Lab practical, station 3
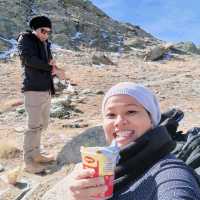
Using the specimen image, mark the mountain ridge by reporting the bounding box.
[0,0,158,53]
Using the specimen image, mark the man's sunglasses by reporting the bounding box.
[40,28,52,35]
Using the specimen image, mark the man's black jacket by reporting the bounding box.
[17,31,55,94]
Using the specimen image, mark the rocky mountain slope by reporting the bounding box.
[0,0,159,53]
[1,0,200,60]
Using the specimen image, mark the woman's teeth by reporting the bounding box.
[116,131,134,137]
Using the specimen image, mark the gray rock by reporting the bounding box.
[53,76,68,92]
[50,106,70,119]
[16,106,25,114]
[51,96,72,108]
[174,42,200,54]
[144,44,172,61]
[62,123,88,128]
[50,96,82,119]
[124,38,146,49]
[56,126,106,166]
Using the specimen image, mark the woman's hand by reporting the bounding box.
[66,163,107,200]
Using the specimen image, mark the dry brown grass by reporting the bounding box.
[0,140,21,159]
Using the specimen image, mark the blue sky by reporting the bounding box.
[91,0,200,45]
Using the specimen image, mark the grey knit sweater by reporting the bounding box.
[110,154,200,200]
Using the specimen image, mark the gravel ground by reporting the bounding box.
[0,51,199,199]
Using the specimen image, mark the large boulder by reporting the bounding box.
[144,44,173,61]
[56,126,106,166]
[42,126,106,200]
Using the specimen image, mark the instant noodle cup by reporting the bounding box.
[80,141,120,199]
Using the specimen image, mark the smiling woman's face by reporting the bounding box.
[103,94,153,148]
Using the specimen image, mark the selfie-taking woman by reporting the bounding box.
[44,82,200,200]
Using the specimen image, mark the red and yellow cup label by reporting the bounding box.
[81,147,115,198]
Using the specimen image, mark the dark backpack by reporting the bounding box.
[160,108,200,185]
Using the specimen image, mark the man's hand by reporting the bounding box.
[49,59,66,80]
[51,65,57,76]
[52,67,66,80]
[49,59,57,76]
[49,59,56,66]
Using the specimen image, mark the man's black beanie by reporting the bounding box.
[29,16,52,30]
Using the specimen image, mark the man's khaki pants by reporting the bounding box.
[24,91,51,164]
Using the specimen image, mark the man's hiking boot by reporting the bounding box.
[24,162,47,174]
[33,153,55,163]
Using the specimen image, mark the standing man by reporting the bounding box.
[18,16,57,173]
